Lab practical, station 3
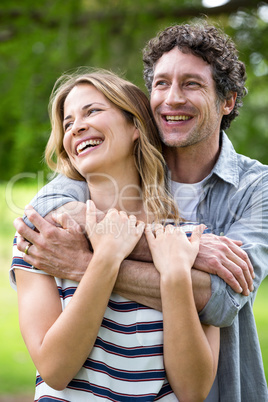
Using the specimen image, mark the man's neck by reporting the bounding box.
[164,139,220,184]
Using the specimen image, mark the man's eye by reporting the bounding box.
[186,81,200,87]
[154,80,168,87]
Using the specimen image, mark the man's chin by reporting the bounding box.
[161,136,189,148]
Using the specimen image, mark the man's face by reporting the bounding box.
[150,47,225,149]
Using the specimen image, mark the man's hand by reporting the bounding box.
[14,205,91,282]
[194,233,255,296]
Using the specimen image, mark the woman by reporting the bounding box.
[12,69,219,401]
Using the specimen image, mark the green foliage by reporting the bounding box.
[253,278,268,381]
[0,182,39,395]
[0,0,268,181]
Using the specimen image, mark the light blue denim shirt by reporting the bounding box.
[24,132,268,401]
[195,132,268,401]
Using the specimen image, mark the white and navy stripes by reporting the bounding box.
[10,222,206,402]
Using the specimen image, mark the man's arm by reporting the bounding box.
[16,203,252,314]
[14,173,256,316]
[23,174,89,229]
[15,208,212,312]
[199,173,268,327]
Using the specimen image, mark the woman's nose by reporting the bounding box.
[71,120,88,136]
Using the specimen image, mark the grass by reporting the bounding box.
[253,278,268,379]
[0,181,267,396]
[0,181,38,396]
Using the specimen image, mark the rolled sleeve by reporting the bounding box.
[199,274,241,327]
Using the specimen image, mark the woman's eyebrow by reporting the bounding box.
[63,102,105,121]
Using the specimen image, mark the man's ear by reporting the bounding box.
[222,92,237,115]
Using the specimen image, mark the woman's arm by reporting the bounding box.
[16,204,253,298]
[15,251,121,390]
[15,202,144,390]
[145,224,219,401]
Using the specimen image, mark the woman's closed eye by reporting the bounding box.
[64,121,73,132]
[85,107,103,116]
[63,108,103,132]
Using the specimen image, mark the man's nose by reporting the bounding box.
[165,83,186,106]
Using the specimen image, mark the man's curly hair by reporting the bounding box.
[143,21,247,131]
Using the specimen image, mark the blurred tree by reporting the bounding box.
[0,0,267,181]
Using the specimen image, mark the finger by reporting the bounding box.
[232,247,255,280]
[107,208,119,215]
[190,224,206,244]
[13,217,40,245]
[219,236,254,279]
[154,223,164,236]
[220,243,254,289]
[215,263,250,295]
[221,259,253,295]
[15,235,36,265]
[105,208,120,224]
[24,205,54,233]
[229,239,243,246]
[136,220,145,236]
[24,242,32,255]
[52,212,81,233]
[219,236,243,246]
[16,234,30,253]
[128,215,137,226]
[145,224,155,241]
[211,233,253,293]
[119,210,128,221]
[86,200,97,236]
[165,224,175,233]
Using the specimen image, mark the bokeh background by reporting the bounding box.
[0,0,267,400]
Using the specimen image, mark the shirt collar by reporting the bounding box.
[207,131,239,188]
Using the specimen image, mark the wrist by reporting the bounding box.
[160,267,192,289]
[191,269,211,312]
[91,250,122,273]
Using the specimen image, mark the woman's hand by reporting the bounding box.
[145,223,205,277]
[86,200,145,264]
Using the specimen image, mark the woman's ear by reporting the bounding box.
[132,118,140,141]
[222,92,237,115]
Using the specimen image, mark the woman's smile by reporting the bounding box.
[63,84,139,178]
[75,137,104,156]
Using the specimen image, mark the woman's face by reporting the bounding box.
[62,84,139,179]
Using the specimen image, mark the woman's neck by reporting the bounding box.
[85,171,146,220]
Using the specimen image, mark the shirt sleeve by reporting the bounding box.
[10,233,49,291]
[23,174,89,228]
[199,172,268,327]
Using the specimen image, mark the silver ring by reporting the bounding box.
[24,243,32,255]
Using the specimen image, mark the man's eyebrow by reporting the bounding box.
[63,102,105,121]
[153,72,207,81]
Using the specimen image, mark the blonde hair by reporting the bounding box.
[45,68,179,223]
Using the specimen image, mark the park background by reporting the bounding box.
[0,0,267,400]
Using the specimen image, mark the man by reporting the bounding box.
[13,22,268,401]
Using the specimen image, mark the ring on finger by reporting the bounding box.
[24,243,32,255]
